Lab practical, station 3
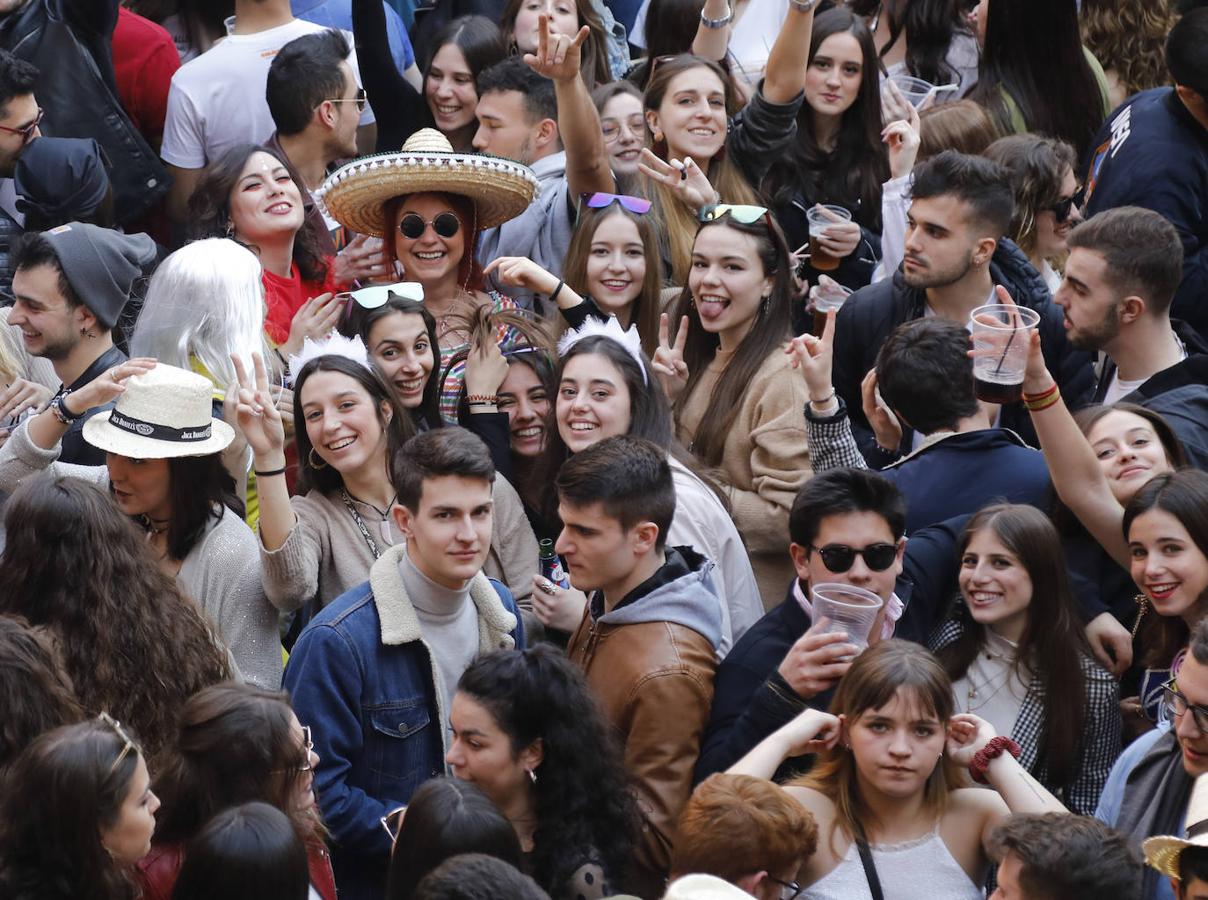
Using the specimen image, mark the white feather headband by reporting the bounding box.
[288,333,372,385]
[556,315,648,385]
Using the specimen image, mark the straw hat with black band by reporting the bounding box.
[317,129,539,237]
[1145,773,1208,879]
[81,364,235,459]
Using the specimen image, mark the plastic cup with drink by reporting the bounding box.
[811,583,884,659]
[808,276,852,335]
[805,205,853,273]
[969,303,1041,404]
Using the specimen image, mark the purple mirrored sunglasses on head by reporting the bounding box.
[581,192,653,215]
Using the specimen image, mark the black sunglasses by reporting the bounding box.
[399,211,460,240]
[809,542,898,573]
[1048,195,1077,224]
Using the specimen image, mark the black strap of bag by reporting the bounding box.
[855,837,885,900]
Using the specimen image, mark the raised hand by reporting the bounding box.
[523,14,589,84]
[282,292,343,357]
[464,338,509,400]
[880,78,913,127]
[651,312,690,400]
[776,618,857,700]
[786,307,837,402]
[483,256,560,296]
[945,712,997,767]
[231,352,286,461]
[860,369,902,451]
[637,150,717,213]
[882,103,921,180]
[775,707,843,758]
[70,358,158,412]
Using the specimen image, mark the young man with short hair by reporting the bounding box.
[285,427,525,900]
[559,435,720,897]
[695,468,962,780]
[670,772,818,900]
[988,813,1142,900]
[832,150,1093,466]
[1056,207,1208,468]
[1099,619,1208,900]
[7,224,156,465]
[0,49,38,296]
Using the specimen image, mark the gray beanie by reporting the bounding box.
[41,222,157,329]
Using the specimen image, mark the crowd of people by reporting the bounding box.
[3,0,1208,898]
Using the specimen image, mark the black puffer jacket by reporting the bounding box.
[831,237,1096,467]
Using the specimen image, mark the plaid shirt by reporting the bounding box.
[802,396,868,472]
[932,620,1122,815]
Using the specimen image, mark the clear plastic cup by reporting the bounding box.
[969,303,1041,404]
[886,73,959,108]
[811,583,885,653]
[809,278,852,334]
[806,205,853,273]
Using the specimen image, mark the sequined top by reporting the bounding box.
[803,827,984,900]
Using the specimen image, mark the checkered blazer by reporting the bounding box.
[932,620,1122,815]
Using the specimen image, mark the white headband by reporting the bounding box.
[556,316,648,385]
[288,333,372,385]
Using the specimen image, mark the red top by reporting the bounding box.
[262,260,340,346]
[137,837,337,900]
[110,8,180,145]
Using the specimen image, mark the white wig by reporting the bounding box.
[130,238,270,390]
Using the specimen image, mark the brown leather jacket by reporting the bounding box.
[566,548,721,899]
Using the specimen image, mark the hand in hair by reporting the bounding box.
[0,377,53,422]
[1085,612,1133,677]
[860,370,902,452]
[523,14,590,85]
[465,339,509,401]
[882,105,921,181]
[637,150,718,214]
[281,292,342,358]
[776,619,857,700]
[786,309,837,405]
[231,353,287,463]
[728,707,842,778]
[652,313,690,401]
[944,713,997,767]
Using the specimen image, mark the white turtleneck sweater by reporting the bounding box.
[399,549,481,728]
[951,628,1031,742]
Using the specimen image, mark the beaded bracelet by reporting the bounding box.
[466,394,498,405]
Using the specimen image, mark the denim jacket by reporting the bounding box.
[284,544,525,900]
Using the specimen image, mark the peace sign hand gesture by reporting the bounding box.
[231,352,286,463]
[523,14,590,84]
[637,150,717,213]
[651,313,690,401]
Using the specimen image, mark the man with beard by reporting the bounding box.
[831,150,1094,467]
[1058,207,1208,469]
[6,224,156,464]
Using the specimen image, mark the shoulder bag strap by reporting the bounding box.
[855,837,886,900]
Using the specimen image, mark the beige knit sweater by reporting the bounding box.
[676,343,812,609]
[259,473,538,614]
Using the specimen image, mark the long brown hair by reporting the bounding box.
[791,640,964,850]
[153,683,321,847]
[561,204,663,355]
[935,504,1090,788]
[0,476,231,766]
[0,614,83,772]
[642,55,760,284]
[499,0,611,86]
[670,213,793,466]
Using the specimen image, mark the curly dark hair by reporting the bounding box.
[0,719,147,900]
[187,142,329,284]
[0,476,231,766]
[456,646,639,895]
[0,614,83,772]
[152,683,320,847]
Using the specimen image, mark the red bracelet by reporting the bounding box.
[968,735,1021,784]
[1021,383,1058,404]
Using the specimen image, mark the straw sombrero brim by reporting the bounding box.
[318,149,539,236]
[82,411,235,459]
[1143,834,1208,878]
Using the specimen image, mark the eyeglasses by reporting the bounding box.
[98,712,137,777]
[767,875,804,899]
[580,192,652,215]
[325,87,368,113]
[601,114,646,143]
[1161,679,1208,734]
[398,211,461,240]
[0,106,43,144]
[699,204,769,225]
[380,805,407,844]
[1047,194,1077,224]
[274,725,316,773]
[808,543,898,573]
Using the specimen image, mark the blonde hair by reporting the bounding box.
[790,640,966,853]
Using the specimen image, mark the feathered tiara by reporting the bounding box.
[288,333,372,385]
[556,315,648,385]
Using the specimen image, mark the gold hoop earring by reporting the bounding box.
[309,447,328,470]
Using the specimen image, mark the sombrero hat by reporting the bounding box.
[1145,773,1208,877]
[317,129,539,236]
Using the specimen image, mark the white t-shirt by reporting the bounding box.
[1103,371,1148,405]
[161,17,373,170]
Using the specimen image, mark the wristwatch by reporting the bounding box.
[699,4,733,28]
[50,390,80,425]
[789,0,818,12]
